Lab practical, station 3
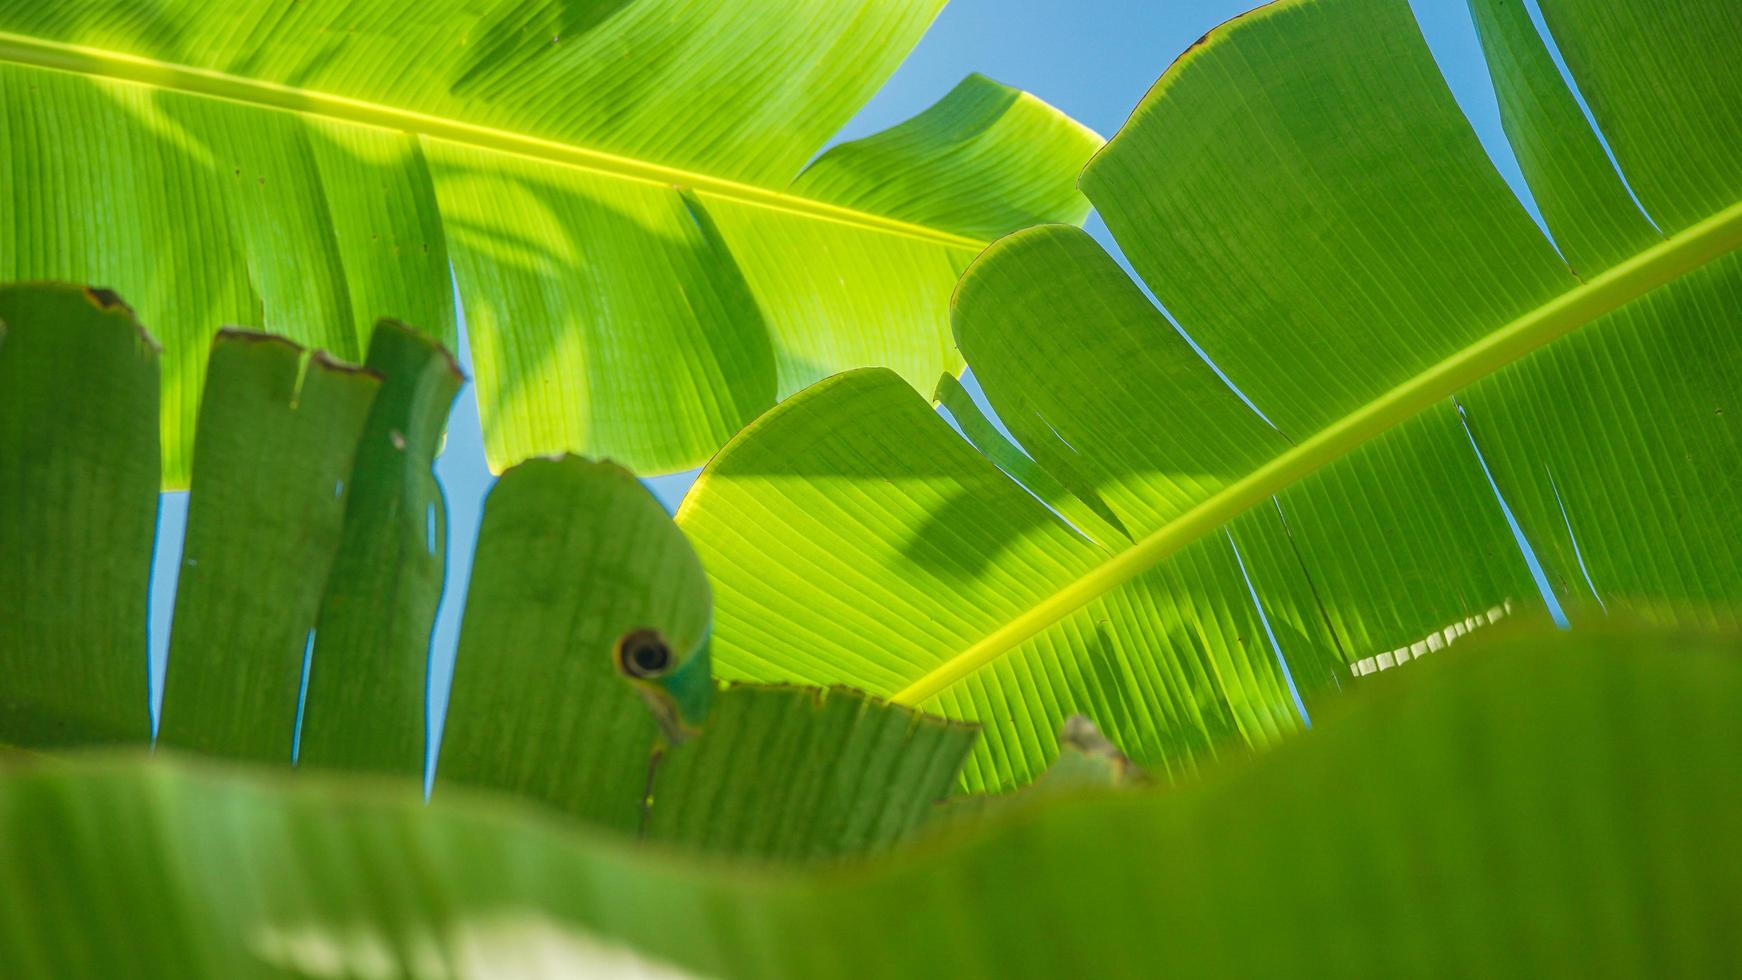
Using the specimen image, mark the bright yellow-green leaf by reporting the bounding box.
[678,0,1742,789]
[0,2,1100,484]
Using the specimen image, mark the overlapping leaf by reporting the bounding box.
[677,0,1742,789]
[0,1,1101,483]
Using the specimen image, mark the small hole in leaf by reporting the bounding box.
[616,628,671,679]
[333,479,344,498]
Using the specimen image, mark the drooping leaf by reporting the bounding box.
[156,330,381,761]
[0,283,158,747]
[678,0,1742,789]
[0,2,1100,483]
[4,625,1740,977]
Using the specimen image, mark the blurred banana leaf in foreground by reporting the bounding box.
[3,624,1739,977]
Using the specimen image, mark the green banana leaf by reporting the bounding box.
[297,322,465,774]
[3,624,1739,977]
[0,282,974,861]
[676,0,1742,790]
[0,1,1101,484]
[157,329,382,759]
[0,284,157,747]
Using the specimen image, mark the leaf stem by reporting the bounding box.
[0,31,987,251]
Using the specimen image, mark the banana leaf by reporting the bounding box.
[675,0,1742,789]
[2,624,1737,977]
[0,282,974,861]
[0,1,1101,483]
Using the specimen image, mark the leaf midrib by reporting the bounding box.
[891,197,1742,705]
[0,31,987,252]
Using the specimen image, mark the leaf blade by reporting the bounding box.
[435,456,709,831]
[0,283,158,746]
[7,625,1742,976]
[0,2,1101,479]
[681,0,1742,785]
[297,322,463,776]
[156,331,380,761]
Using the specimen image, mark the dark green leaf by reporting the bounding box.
[0,283,158,746]
[156,331,379,761]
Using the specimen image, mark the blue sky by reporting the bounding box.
[148,0,1570,760]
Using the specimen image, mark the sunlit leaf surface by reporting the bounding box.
[678,0,1742,789]
[0,2,1100,481]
